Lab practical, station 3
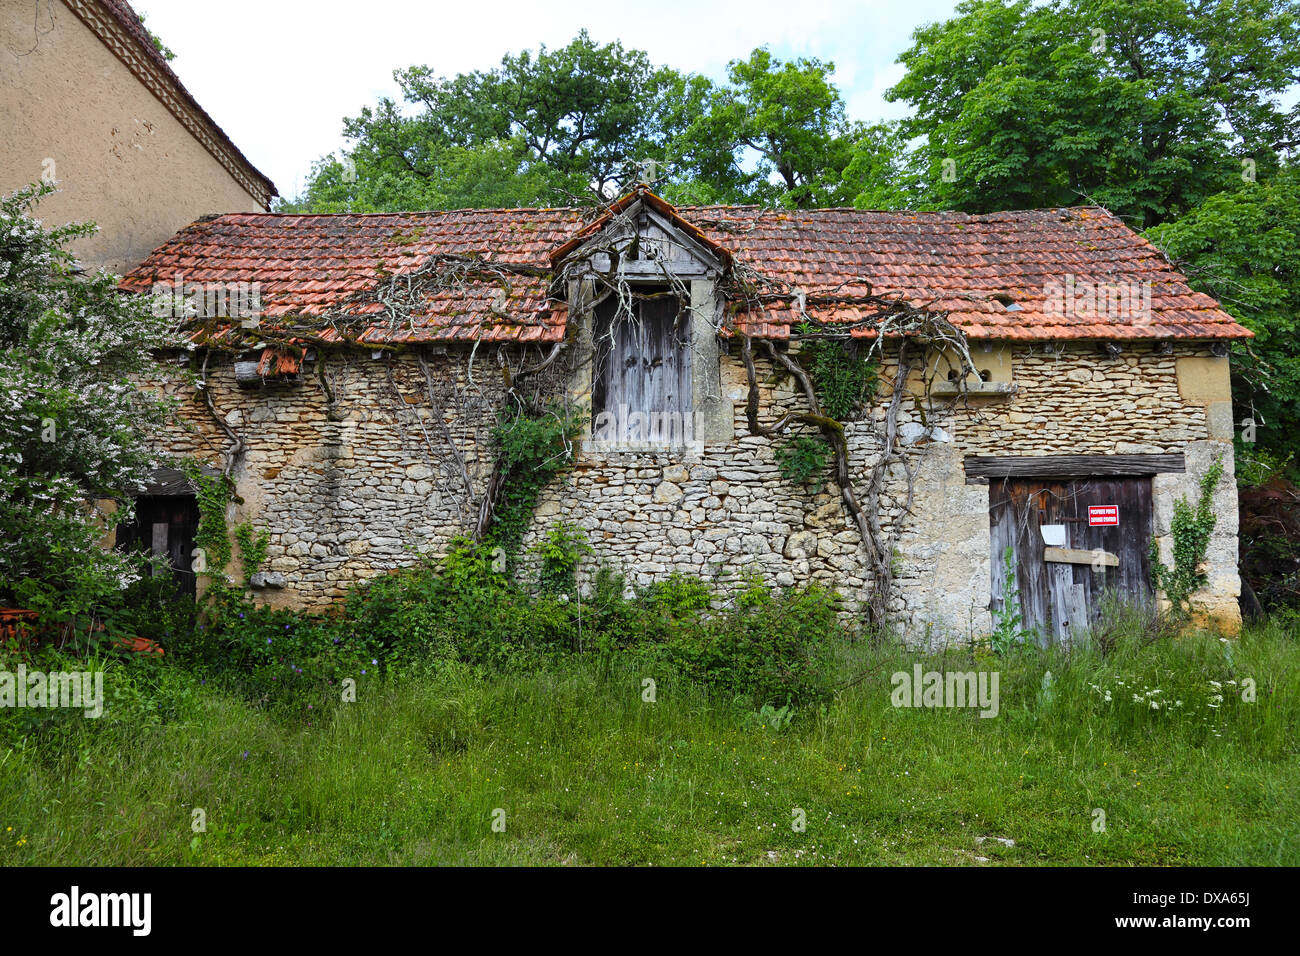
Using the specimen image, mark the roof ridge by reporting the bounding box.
[179,203,1124,221]
[221,207,584,218]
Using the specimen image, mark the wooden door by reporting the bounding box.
[989,478,1153,644]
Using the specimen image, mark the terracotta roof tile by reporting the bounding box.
[121,195,1252,345]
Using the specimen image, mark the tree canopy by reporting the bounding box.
[277,9,1300,475]
[1148,168,1300,462]
[277,34,869,212]
[283,5,1299,222]
[659,48,866,207]
[281,31,680,211]
[885,0,1300,227]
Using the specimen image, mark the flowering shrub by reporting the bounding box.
[0,182,177,610]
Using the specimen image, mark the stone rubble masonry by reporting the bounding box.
[140,340,1240,644]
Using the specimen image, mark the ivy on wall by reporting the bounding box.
[1151,456,1226,616]
[775,435,831,492]
[774,333,879,494]
[234,523,271,585]
[796,332,879,422]
[182,460,233,577]
[181,459,269,590]
[483,404,587,564]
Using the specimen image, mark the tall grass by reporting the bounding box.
[2,615,1297,866]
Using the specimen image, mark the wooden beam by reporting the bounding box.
[1044,547,1118,567]
[965,453,1185,482]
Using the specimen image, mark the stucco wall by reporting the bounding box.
[140,339,1241,642]
[1,0,265,274]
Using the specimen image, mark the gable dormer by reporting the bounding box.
[553,189,734,449]
[550,188,731,281]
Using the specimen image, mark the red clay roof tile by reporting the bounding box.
[120,194,1252,345]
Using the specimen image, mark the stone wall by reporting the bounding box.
[142,337,1241,640]
[525,339,1240,640]
[142,350,511,604]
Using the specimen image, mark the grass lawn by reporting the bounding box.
[2,617,1297,866]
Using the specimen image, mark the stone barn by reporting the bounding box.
[118,187,1251,643]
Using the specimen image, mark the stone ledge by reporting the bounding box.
[930,381,1016,397]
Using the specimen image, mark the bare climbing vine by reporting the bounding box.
[197,350,246,478]
[726,262,980,626]
[182,187,991,626]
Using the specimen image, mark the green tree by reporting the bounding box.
[284,37,890,213]
[888,0,1300,226]
[278,141,564,214]
[666,48,864,208]
[0,183,175,603]
[1146,168,1300,462]
[843,120,930,210]
[280,31,681,211]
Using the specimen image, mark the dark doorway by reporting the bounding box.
[989,477,1154,644]
[117,494,200,597]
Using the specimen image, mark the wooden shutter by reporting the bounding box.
[593,292,691,424]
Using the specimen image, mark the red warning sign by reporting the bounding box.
[1088,505,1119,527]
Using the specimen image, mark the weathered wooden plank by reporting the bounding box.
[991,479,1059,643]
[1047,561,1075,644]
[964,454,1185,482]
[617,259,711,277]
[1044,546,1119,567]
[151,522,169,562]
[930,381,1015,397]
[1066,583,1089,644]
[988,484,1015,620]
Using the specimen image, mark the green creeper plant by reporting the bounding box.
[1151,457,1226,616]
[181,460,233,581]
[797,334,879,421]
[775,435,831,493]
[991,545,1028,655]
[531,523,592,596]
[234,522,270,585]
[484,403,586,564]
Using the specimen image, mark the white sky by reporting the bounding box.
[134,0,963,198]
